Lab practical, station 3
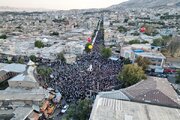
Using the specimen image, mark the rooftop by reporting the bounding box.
[9,66,37,82]
[11,107,33,120]
[122,77,180,108]
[90,96,180,120]
[135,52,166,59]
[0,63,26,73]
[0,87,48,101]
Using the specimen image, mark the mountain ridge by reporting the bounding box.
[109,0,180,9]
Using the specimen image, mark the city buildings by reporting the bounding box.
[0,61,49,120]
[121,44,166,72]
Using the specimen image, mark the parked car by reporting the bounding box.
[61,104,69,113]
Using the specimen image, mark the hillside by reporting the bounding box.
[109,0,180,9]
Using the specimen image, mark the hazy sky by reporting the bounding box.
[0,0,128,10]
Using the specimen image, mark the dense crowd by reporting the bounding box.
[37,22,124,103]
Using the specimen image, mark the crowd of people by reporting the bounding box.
[37,22,124,103]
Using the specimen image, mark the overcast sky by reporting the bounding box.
[0,0,128,10]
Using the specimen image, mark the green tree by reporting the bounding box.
[37,66,52,83]
[18,57,24,64]
[34,40,44,48]
[7,60,12,64]
[176,70,180,84]
[50,31,59,36]
[135,56,151,71]
[128,39,141,45]
[63,99,92,120]
[131,31,140,36]
[166,36,179,57]
[30,55,36,62]
[124,58,132,64]
[141,41,149,44]
[128,40,149,45]
[143,25,157,36]
[152,38,163,46]
[37,66,52,77]
[85,43,92,53]
[152,35,172,47]
[118,26,127,33]
[118,64,146,87]
[0,34,7,39]
[100,47,112,59]
[57,52,66,62]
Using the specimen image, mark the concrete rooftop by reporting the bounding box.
[90,96,180,120]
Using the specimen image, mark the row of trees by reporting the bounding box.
[29,52,66,64]
[128,39,149,45]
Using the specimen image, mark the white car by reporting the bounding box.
[61,104,69,113]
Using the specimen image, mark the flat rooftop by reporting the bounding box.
[9,66,37,82]
[11,107,33,120]
[0,87,48,101]
[0,63,26,73]
[90,96,180,120]
[0,107,33,120]
[135,52,166,59]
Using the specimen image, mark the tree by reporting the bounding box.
[118,26,127,33]
[57,52,66,62]
[63,99,92,120]
[131,31,140,36]
[167,36,180,57]
[34,40,44,48]
[124,58,132,64]
[85,43,92,53]
[128,39,141,45]
[176,70,180,84]
[152,38,163,46]
[0,34,7,39]
[152,35,172,47]
[143,25,157,36]
[118,64,146,87]
[18,57,24,64]
[128,39,149,45]
[30,55,36,62]
[135,56,151,71]
[141,41,149,44]
[100,47,112,59]
[36,66,52,83]
[50,31,59,36]
[128,22,136,26]
[37,66,52,77]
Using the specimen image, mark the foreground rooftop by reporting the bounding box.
[122,77,180,108]
[90,96,180,120]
